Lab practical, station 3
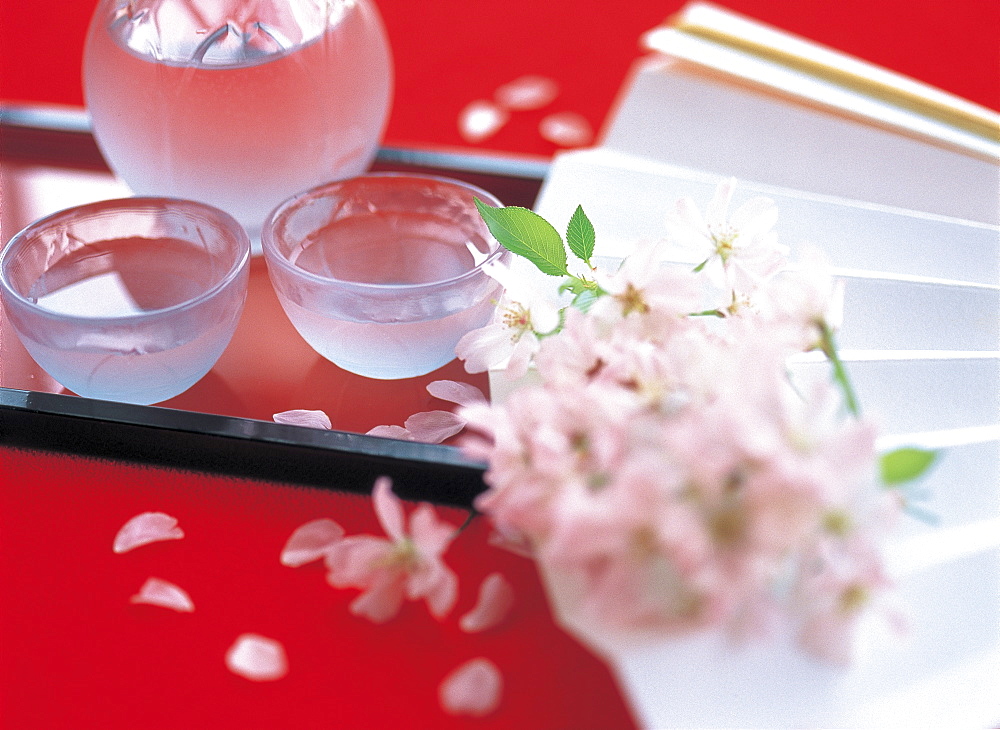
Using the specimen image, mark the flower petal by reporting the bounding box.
[455,324,515,374]
[349,571,407,623]
[458,100,509,143]
[372,477,406,542]
[280,518,345,567]
[366,425,414,440]
[494,75,559,110]
[460,573,515,632]
[504,332,539,379]
[539,111,594,147]
[439,658,503,717]
[730,196,778,238]
[113,512,184,554]
[408,503,458,556]
[706,176,736,222]
[324,536,394,587]
[407,561,459,619]
[403,410,467,444]
[426,380,488,407]
[225,634,288,682]
[272,409,332,430]
[130,577,195,613]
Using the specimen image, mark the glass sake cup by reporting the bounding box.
[0,198,250,405]
[262,174,510,380]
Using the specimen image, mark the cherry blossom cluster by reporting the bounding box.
[457,179,902,665]
[281,478,513,715]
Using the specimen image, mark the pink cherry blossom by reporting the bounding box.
[794,538,893,665]
[439,658,503,717]
[323,477,459,623]
[460,573,515,633]
[757,248,845,351]
[225,634,288,682]
[129,577,195,613]
[455,261,560,379]
[113,512,184,553]
[664,177,787,294]
[280,518,345,567]
[272,409,332,430]
[589,239,703,328]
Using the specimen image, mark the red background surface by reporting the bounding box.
[1,0,998,154]
[1,1,998,728]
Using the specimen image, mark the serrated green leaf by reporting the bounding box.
[567,205,596,265]
[880,447,938,486]
[475,199,568,276]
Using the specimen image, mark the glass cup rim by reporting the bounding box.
[261,172,509,294]
[0,196,251,323]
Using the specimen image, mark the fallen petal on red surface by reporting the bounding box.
[280,518,346,567]
[460,572,515,633]
[539,111,594,147]
[439,658,503,717]
[113,512,184,554]
[129,577,195,613]
[494,75,559,110]
[225,634,288,682]
[458,100,509,143]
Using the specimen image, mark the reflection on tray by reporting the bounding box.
[0,116,537,440]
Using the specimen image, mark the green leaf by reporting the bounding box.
[572,289,601,313]
[559,277,589,295]
[880,447,938,486]
[475,199,568,276]
[566,205,596,265]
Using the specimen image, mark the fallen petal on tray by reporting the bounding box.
[273,409,332,430]
[426,380,488,407]
[366,424,415,440]
[403,410,467,444]
[113,512,184,553]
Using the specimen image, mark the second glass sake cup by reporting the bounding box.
[0,198,250,405]
[262,174,510,380]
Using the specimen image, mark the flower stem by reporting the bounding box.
[819,322,859,417]
[455,509,478,536]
